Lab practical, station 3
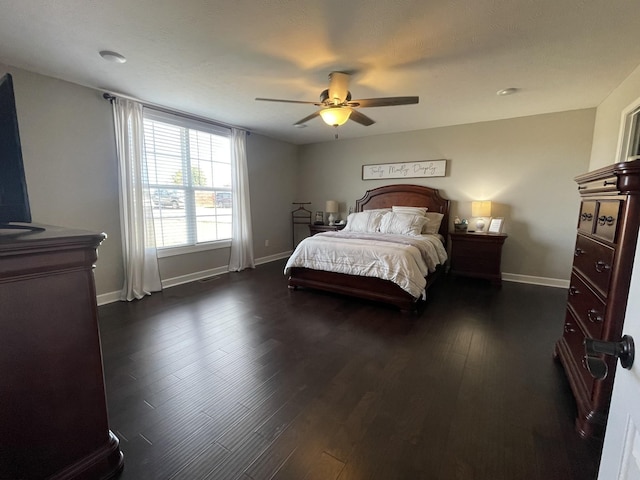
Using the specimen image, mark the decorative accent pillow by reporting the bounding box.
[423,212,445,234]
[392,206,428,217]
[379,212,429,236]
[392,205,442,234]
[364,208,392,214]
[343,210,385,233]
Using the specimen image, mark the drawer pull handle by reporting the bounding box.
[587,309,603,323]
[595,261,611,273]
[603,180,616,186]
[598,215,615,226]
[564,323,576,333]
[574,247,585,256]
[569,286,579,296]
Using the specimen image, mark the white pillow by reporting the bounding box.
[379,212,428,236]
[364,207,392,214]
[343,210,385,233]
[423,212,445,234]
[392,205,442,233]
[392,206,428,217]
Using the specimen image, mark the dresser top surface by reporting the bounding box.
[0,224,105,250]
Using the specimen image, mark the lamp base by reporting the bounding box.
[328,213,336,226]
[476,218,486,232]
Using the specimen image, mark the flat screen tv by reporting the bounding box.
[0,73,33,227]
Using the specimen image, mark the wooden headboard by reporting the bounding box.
[355,184,451,239]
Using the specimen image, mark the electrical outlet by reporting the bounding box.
[264,239,269,247]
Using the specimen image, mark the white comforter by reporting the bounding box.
[284,231,448,298]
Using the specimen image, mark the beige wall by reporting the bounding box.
[8,67,123,295]
[247,133,299,257]
[4,65,297,297]
[590,63,640,170]
[298,109,595,281]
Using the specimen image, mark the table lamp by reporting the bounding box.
[472,201,492,232]
[326,200,338,225]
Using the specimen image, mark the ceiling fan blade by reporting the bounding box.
[348,109,375,126]
[348,96,419,108]
[294,111,321,126]
[256,97,320,105]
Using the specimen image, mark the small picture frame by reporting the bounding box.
[488,217,504,234]
[314,211,324,225]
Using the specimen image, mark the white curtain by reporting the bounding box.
[228,128,255,271]
[112,98,162,300]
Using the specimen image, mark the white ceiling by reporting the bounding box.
[1,1,639,145]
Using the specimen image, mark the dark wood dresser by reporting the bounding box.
[0,225,123,479]
[555,159,640,439]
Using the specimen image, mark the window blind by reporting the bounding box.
[143,108,232,250]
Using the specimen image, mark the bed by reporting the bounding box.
[285,184,451,313]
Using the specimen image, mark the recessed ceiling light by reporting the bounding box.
[99,50,127,63]
[496,87,518,96]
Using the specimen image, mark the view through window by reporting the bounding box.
[143,110,232,250]
[626,106,640,161]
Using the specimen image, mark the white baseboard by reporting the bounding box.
[96,291,122,306]
[502,272,569,289]
[254,250,293,266]
[97,259,567,306]
[96,250,293,306]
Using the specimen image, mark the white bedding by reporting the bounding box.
[284,231,448,298]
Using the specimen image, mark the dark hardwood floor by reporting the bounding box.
[98,260,602,480]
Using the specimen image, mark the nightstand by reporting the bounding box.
[449,232,508,285]
[308,224,345,236]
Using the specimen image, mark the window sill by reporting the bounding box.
[157,240,231,258]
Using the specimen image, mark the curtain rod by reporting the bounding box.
[102,91,248,133]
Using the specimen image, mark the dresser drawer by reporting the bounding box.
[567,273,605,339]
[593,200,621,243]
[562,310,595,395]
[578,200,596,234]
[573,235,614,297]
[577,176,618,194]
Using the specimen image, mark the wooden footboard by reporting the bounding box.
[287,265,445,313]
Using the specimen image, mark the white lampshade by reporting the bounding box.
[319,107,351,126]
[325,200,338,213]
[472,200,492,232]
[472,201,492,217]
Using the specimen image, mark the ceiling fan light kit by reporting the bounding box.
[319,107,351,126]
[255,71,419,131]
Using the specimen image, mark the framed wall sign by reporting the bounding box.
[362,159,447,180]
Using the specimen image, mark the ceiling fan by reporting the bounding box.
[255,71,419,128]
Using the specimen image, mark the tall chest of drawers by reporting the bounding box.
[555,159,640,439]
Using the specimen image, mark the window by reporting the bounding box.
[143,109,232,254]
[619,105,640,162]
